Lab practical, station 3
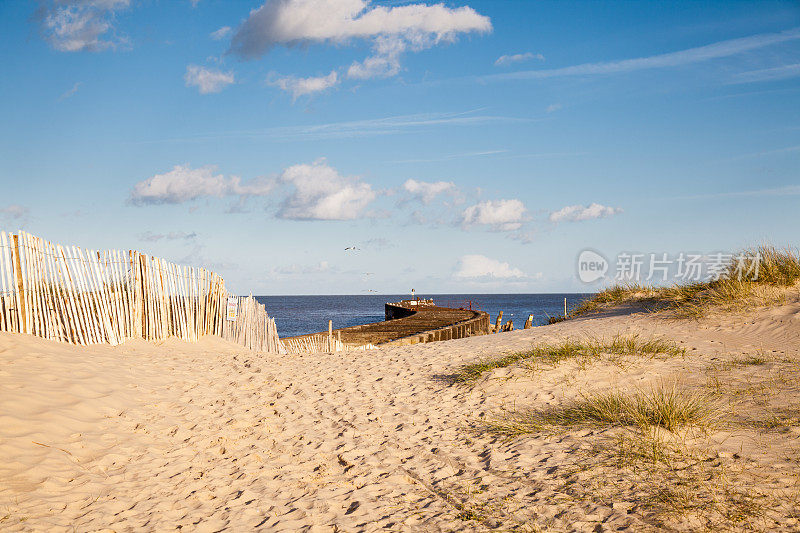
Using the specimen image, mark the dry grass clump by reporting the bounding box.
[606,335,684,357]
[731,353,770,366]
[755,245,800,284]
[452,335,684,385]
[569,245,800,319]
[482,389,784,528]
[486,385,715,435]
[590,428,795,529]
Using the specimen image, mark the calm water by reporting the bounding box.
[256,293,595,338]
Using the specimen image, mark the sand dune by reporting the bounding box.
[1,297,799,531]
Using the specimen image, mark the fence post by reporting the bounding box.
[494,310,503,334]
[524,314,533,329]
[135,252,145,339]
[12,234,26,334]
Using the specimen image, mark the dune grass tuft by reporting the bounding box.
[453,335,684,385]
[730,353,770,367]
[568,245,800,319]
[605,335,685,357]
[486,385,715,435]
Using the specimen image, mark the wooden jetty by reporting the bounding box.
[283,299,490,351]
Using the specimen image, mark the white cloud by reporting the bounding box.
[184,65,235,94]
[230,0,490,56]
[361,237,393,250]
[210,26,232,40]
[267,70,339,100]
[154,110,524,143]
[38,0,130,52]
[347,34,406,79]
[130,161,375,219]
[129,164,274,205]
[545,103,562,113]
[549,203,622,222]
[462,199,526,231]
[730,144,800,160]
[679,183,800,200]
[391,149,508,164]
[455,254,526,279]
[139,231,197,242]
[403,178,456,203]
[229,0,491,80]
[730,63,800,84]
[485,27,800,82]
[278,160,376,220]
[0,204,30,223]
[494,52,543,66]
[59,82,82,100]
[273,260,332,275]
[283,110,522,139]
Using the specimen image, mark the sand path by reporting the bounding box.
[1,300,799,531]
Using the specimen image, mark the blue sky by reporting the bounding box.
[1,0,799,295]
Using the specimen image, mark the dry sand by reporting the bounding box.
[2,297,800,531]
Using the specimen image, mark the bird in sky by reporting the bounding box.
[344,246,359,251]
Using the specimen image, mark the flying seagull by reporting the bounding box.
[345,246,359,251]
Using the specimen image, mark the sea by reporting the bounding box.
[255,293,595,338]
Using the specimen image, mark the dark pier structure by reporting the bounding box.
[284,299,491,348]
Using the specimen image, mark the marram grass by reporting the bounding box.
[486,385,716,436]
[453,335,684,385]
[569,245,800,319]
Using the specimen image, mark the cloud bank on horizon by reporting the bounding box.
[455,254,533,280]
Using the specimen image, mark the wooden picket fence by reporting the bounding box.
[282,333,376,354]
[282,334,344,354]
[225,294,283,353]
[0,230,284,353]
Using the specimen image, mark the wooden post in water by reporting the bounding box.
[494,310,503,334]
[524,314,533,329]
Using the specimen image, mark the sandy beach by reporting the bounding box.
[2,294,800,531]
